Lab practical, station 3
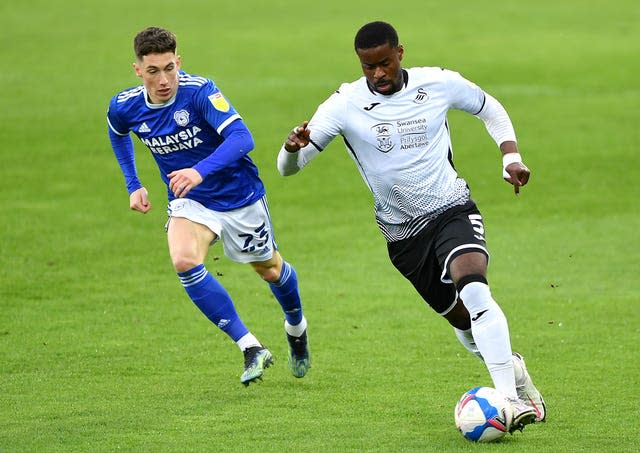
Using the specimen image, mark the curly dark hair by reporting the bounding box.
[134,27,177,60]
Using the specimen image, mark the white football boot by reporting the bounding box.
[506,397,537,433]
[512,352,547,422]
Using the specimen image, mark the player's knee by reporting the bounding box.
[443,300,471,330]
[255,265,280,283]
[251,252,283,283]
[455,274,488,293]
[171,255,201,273]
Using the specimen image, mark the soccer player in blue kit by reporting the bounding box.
[107,27,310,386]
[278,21,546,432]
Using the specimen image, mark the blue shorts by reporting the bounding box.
[166,196,277,264]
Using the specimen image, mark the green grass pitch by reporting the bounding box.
[1,0,639,451]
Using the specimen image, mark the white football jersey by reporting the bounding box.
[289,67,501,242]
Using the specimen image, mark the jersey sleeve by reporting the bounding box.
[306,88,346,151]
[106,96,142,194]
[474,93,517,146]
[192,119,255,177]
[107,127,142,194]
[277,88,345,175]
[443,70,516,146]
[443,69,486,115]
[193,80,242,135]
[106,95,130,136]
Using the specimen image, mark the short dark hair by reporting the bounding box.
[134,27,177,60]
[354,21,399,51]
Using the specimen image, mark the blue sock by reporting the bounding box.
[178,264,248,342]
[269,261,303,326]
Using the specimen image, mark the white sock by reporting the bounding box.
[237,333,261,351]
[459,281,517,399]
[454,327,483,360]
[285,316,307,337]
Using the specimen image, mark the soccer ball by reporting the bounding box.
[454,386,512,442]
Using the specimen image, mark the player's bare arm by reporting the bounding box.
[167,168,203,198]
[284,121,311,152]
[129,187,152,213]
[500,141,530,195]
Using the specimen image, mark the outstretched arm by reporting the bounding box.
[277,121,322,176]
[277,91,345,176]
[475,94,531,195]
[500,141,530,195]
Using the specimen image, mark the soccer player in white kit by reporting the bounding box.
[277,21,545,432]
[107,27,310,386]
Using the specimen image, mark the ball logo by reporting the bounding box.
[454,387,510,443]
[173,110,190,127]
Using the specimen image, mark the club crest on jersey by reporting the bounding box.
[208,92,230,112]
[372,123,395,153]
[173,110,190,127]
[413,88,429,104]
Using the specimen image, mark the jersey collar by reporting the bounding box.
[143,86,178,109]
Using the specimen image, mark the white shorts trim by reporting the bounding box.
[167,197,276,264]
[438,295,459,316]
[440,244,490,284]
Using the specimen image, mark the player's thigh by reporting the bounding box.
[435,201,489,283]
[387,231,457,314]
[165,198,218,268]
[167,216,216,265]
[449,252,488,284]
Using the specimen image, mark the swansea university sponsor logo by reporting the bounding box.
[372,118,430,153]
[397,118,429,150]
[372,123,394,153]
[141,126,204,155]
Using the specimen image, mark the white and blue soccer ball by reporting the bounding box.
[454,386,512,442]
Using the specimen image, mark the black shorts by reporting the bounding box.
[387,200,489,315]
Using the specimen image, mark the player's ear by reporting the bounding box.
[133,62,142,77]
[176,55,181,69]
[397,44,404,61]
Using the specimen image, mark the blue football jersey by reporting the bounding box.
[107,72,265,211]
